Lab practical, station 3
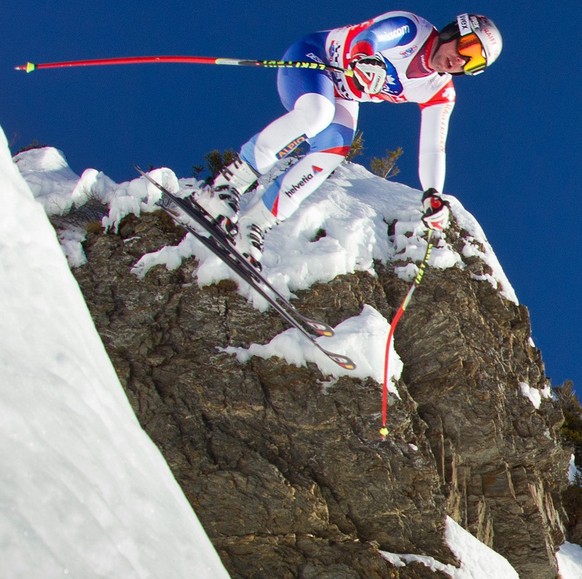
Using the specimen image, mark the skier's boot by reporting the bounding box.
[421,188,450,231]
[235,200,278,271]
[196,156,258,237]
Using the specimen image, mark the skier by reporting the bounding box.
[196,12,503,269]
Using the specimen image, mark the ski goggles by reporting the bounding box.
[457,32,487,75]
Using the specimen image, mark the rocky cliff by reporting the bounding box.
[38,157,574,578]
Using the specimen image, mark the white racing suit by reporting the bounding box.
[239,11,456,221]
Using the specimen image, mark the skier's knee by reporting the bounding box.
[294,93,336,135]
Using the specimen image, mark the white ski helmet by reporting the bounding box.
[439,13,503,75]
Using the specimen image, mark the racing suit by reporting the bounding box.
[239,11,456,220]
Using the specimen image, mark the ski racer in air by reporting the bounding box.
[196,11,503,270]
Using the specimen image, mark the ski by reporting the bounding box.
[137,167,332,337]
[135,167,356,371]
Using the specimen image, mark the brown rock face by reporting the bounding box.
[396,265,568,578]
[69,211,570,578]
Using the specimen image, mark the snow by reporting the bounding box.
[445,517,519,578]
[223,304,403,390]
[6,138,582,577]
[383,517,582,578]
[1,129,229,577]
[381,517,519,577]
[557,543,582,578]
[569,454,582,484]
[519,381,552,409]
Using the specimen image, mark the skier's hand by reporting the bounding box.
[349,55,387,95]
[421,188,451,231]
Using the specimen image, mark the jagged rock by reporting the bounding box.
[395,261,569,578]
[70,211,571,578]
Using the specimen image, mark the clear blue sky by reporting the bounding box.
[2,1,580,394]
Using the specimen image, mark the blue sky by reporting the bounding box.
[2,1,580,393]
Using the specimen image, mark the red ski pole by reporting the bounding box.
[15,55,352,76]
[380,230,434,440]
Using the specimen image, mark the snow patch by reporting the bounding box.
[556,543,582,578]
[381,517,519,578]
[568,454,581,485]
[223,304,401,389]
[519,382,551,409]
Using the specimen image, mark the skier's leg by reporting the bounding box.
[197,32,335,235]
[262,99,360,219]
[240,32,337,173]
[235,99,359,268]
[240,93,335,173]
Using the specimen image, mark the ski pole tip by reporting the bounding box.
[15,62,36,73]
[379,427,389,439]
